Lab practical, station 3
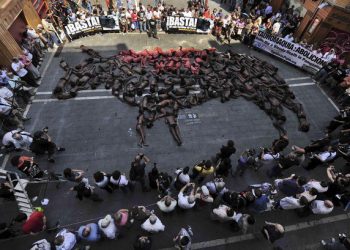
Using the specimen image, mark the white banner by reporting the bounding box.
[253,31,327,73]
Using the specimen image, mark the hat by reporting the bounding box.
[100,214,112,228]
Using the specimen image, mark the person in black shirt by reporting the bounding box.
[217,140,236,161]
[130,153,151,192]
[138,8,147,33]
[314,61,338,84]
[148,16,159,39]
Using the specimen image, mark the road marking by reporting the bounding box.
[36,89,112,95]
[32,95,115,103]
[316,84,340,112]
[288,82,315,87]
[160,213,350,250]
[0,48,56,169]
[285,77,311,82]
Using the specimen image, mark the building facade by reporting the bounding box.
[0,0,47,66]
[272,0,350,62]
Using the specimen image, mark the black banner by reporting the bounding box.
[165,16,213,34]
[64,16,120,38]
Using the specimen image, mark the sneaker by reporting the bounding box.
[321,240,327,246]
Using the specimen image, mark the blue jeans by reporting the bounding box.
[139,21,146,32]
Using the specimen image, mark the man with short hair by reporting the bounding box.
[2,129,32,151]
[173,226,193,250]
[157,195,177,213]
[129,153,150,192]
[54,228,76,250]
[22,210,46,234]
[77,223,101,242]
[178,182,196,209]
[148,16,159,39]
[311,200,334,214]
[141,214,165,233]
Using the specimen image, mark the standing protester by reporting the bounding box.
[148,16,159,39]
[11,57,38,88]
[129,153,151,192]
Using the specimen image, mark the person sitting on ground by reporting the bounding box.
[310,200,334,215]
[305,146,337,170]
[205,178,226,197]
[110,170,134,193]
[133,235,152,250]
[231,214,255,234]
[2,129,32,152]
[11,155,44,178]
[275,174,306,196]
[297,188,318,203]
[195,185,214,204]
[30,127,65,163]
[141,214,165,233]
[249,189,270,213]
[77,223,101,242]
[98,214,118,240]
[303,179,329,193]
[71,181,102,202]
[261,221,285,243]
[211,204,236,222]
[30,239,51,250]
[54,228,76,250]
[274,196,308,210]
[178,182,196,210]
[191,160,215,183]
[114,209,133,228]
[173,226,193,250]
[93,171,114,193]
[157,195,177,213]
[63,168,85,183]
[174,166,191,190]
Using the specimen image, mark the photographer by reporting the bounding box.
[10,155,44,179]
[129,153,150,192]
[30,127,65,163]
[2,129,32,152]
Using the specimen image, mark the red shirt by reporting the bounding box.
[131,13,138,22]
[22,211,44,234]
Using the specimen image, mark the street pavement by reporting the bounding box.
[0,20,347,250]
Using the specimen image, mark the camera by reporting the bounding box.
[43,127,49,133]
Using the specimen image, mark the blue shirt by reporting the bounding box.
[278,179,304,196]
[78,223,101,242]
[250,195,269,213]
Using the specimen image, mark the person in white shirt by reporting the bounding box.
[205,178,226,196]
[174,167,190,190]
[323,49,337,63]
[11,57,38,87]
[297,188,318,202]
[312,48,323,58]
[178,183,196,209]
[195,185,213,203]
[276,196,307,210]
[21,50,41,79]
[183,9,192,17]
[173,226,193,250]
[303,180,328,193]
[93,171,113,193]
[284,33,294,42]
[141,214,165,233]
[98,214,118,239]
[157,195,177,213]
[311,200,334,214]
[212,204,235,221]
[2,129,32,151]
[110,170,134,193]
[54,228,77,250]
[272,21,281,35]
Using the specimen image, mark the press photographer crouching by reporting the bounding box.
[30,127,65,163]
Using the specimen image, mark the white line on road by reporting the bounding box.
[285,76,311,82]
[316,84,340,112]
[288,82,315,87]
[36,89,112,95]
[160,213,350,250]
[32,95,115,103]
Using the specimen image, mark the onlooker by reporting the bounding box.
[98,214,118,239]
[77,223,101,242]
[54,228,77,250]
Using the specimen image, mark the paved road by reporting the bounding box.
[0,31,346,250]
